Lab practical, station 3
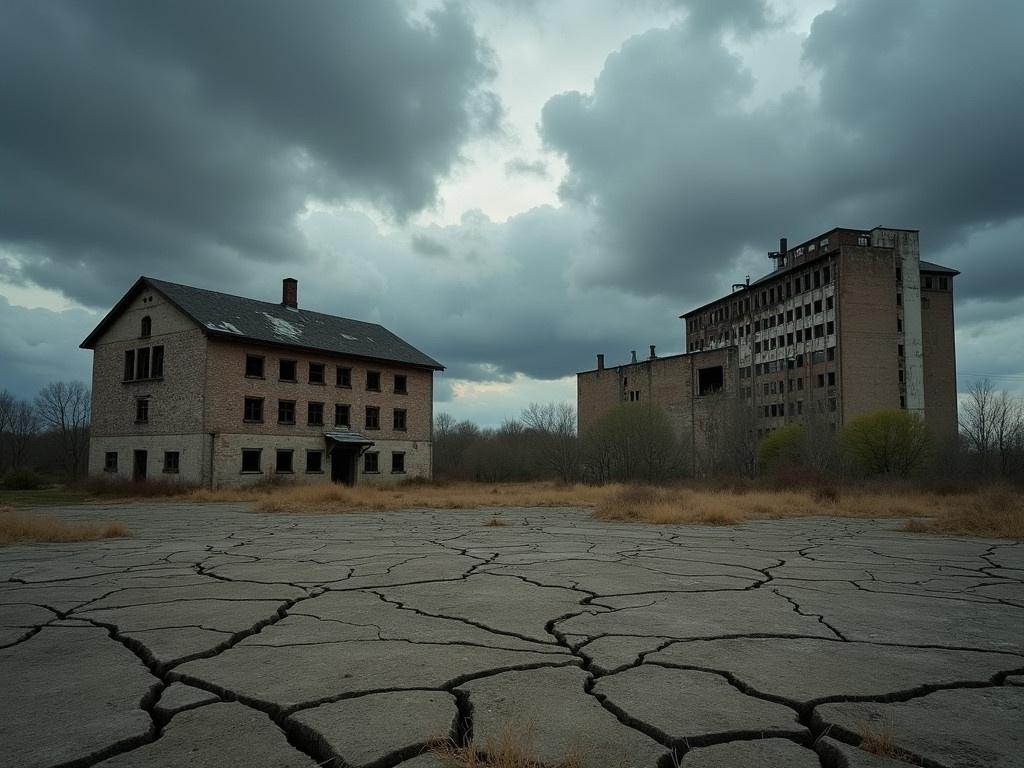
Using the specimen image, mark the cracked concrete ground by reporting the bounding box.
[1,504,1022,768]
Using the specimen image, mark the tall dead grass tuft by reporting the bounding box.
[904,485,1024,538]
[0,509,131,545]
[858,718,920,764]
[430,726,589,768]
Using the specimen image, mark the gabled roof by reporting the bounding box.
[80,277,444,371]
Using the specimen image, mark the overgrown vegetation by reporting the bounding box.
[0,507,130,545]
[857,718,921,764]
[904,486,1024,538]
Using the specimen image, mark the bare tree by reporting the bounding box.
[0,389,13,472]
[582,403,683,483]
[960,378,1024,477]
[8,400,38,469]
[960,378,997,466]
[34,381,91,479]
[521,402,579,483]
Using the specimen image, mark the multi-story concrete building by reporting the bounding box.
[578,227,959,463]
[82,277,443,487]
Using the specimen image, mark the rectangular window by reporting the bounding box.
[796,329,803,343]
[275,449,293,473]
[826,296,834,311]
[823,266,831,283]
[898,344,905,357]
[135,397,149,423]
[244,397,264,422]
[124,350,136,381]
[278,399,296,424]
[391,452,405,473]
[828,372,836,386]
[826,321,835,335]
[309,362,325,384]
[336,366,352,387]
[245,355,264,378]
[136,346,151,379]
[104,452,118,472]
[815,324,824,339]
[307,402,324,426]
[698,366,724,396]
[829,397,837,412]
[306,450,323,473]
[394,374,407,394]
[814,299,823,314]
[393,408,407,431]
[335,403,350,427]
[817,374,825,388]
[939,277,948,290]
[365,406,380,430]
[827,347,835,362]
[241,449,261,473]
[151,346,164,378]
[280,359,297,382]
[896,292,903,306]
[364,451,379,473]
[897,319,903,332]
[163,451,179,473]
[923,276,933,289]
[366,370,381,391]
[795,306,802,320]
[787,332,794,346]
[813,350,826,364]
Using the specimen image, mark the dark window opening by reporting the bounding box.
[394,374,407,394]
[308,402,324,426]
[136,347,151,379]
[244,397,264,422]
[275,450,293,473]
[306,450,323,473]
[246,355,265,378]
[278,400,296,424]
[135,398,149,423]
[698,366,724,396]
[365,406,380,430]
[241,449,261,473]
[366,371,381,391]
[309,362,325,384]
[391,452,405,473]
[335,404,350,427]
[280,359,297,382]
[124,350,136,381]
[939,277,948,290]
[336,367,351,387]
[364,451,379,473]
[151,346,164,378]
[393,409,407,431]
[140,316,151,338]
[163,451,179,473]
[104,452,118,472]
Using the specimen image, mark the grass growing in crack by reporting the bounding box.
[903,485,1024,538]
[857,717,921,764]
[0,507,130,545]
[484,516,512,527]
[430,726,588,768]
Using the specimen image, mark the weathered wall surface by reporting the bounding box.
[89,434,208,484]
[921,282,958,443]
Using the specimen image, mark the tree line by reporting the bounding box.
[434,378,1024,485]
[0,381,91,484]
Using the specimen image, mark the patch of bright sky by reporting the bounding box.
[438,373,577,427]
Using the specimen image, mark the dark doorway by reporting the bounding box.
[133,450,148,481]
[331,448,355,486]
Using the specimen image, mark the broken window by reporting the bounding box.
[163,451,179,473]
[698,366,724,396]
[245,355,264,378]
[306,451,323,473]
[365,406,380,430]
[814,299,823,314]
[307,402,324,426]
[392,452,405,473]
[309,362,325,384]
[241,449,261,473]
[335,404,350,427]
[280,359,297,382]
[275,450,293,473]
[827,321,835,335]
[336,367,352,387]
[278,400,295,424]
[394,374,407,394]
[104,452,118,472]
[244,397,263,422]
[364,452,379,473]
[394,409,407,431]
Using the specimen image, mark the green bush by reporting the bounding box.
[756,424,807,474]
[1,468,48,491]
[840,410,933,477]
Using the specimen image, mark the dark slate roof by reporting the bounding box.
[81,277,444,370]
[324,430,375,446]
[920,260,960,276]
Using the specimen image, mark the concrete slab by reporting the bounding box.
[679,738,820,767]
[812,687,1024,768]
[154,682,220,719]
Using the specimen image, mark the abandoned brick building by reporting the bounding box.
[578,227,958,462]
[82,277,443,487]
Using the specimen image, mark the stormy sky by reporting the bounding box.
[2,0,1023,425]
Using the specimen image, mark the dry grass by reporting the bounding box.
[430,726,588,768]
[591,483,1024,538]
[0,508,131,545]
[188,481,609,514]
[484,516,512,527]
[858,717,921,764]
[903,486,1024,538]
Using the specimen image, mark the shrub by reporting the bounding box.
[1,469,48,491]
[756,424,807,474]
[840,410,933,477]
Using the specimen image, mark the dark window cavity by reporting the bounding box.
[393,409,407,431]
[306,450,323,473]
[364,452,379,473]
[391,452,405,473]
[246,355,265,378]
[104,452,118,472]
[394,374,407,394]
[140,316,152,337]
[336,366,352,387]
[151,346,164,378]
[124,350,136,381]
[241,449,262,473]
[335,404,350,427]
[308,402,324,426]
[135,397,149,423]
[163,451,179,473]
[697,366,724,396]
[366,371,381,391]
[244,397,264,422]
[278,400,296,424]
[365,406,380,430]
[275,450,293,473]
[280,359,297,382]
[136,347,151,379]
[309,362,325,384]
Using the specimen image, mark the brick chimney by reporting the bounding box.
[597,354,605,371]
[282,278,298,308]
[649,345,657,359]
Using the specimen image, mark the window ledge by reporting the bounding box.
[243,419,264,424]
[162,469,179,474]
[123,377,164,384]
[305,470,324,474]
[245,375,265,380]
[274,470,294,475]
[363,470,380,474]
[240,470,264,475]
[391,470,406,474]
[336,384,352,389]
[278,420,296,426]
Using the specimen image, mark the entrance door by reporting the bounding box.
[331,448,355,486]
[133,450,148,481]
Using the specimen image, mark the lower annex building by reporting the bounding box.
[578,227,959,463]
[81,277,444,487]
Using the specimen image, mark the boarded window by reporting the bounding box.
[697,366,724,396]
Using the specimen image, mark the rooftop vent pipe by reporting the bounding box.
[631,350,638,364]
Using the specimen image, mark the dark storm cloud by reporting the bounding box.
[541,0,1024,305]
[0,1,499,307]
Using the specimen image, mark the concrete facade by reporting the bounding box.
[578,226,959,460]
[83,278,441,487]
